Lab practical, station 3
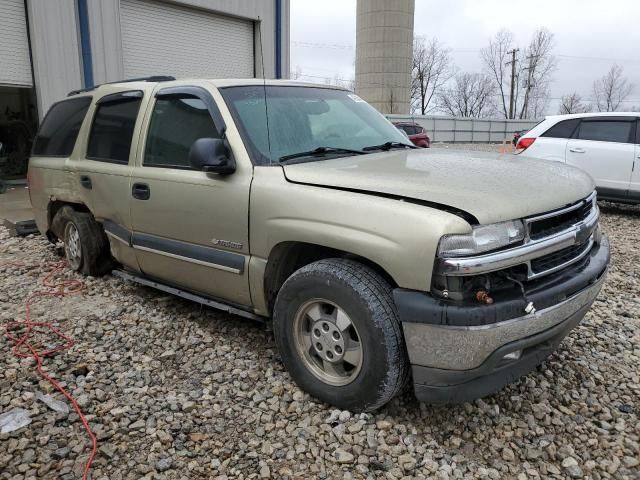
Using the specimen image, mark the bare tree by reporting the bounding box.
[411,37,453,115]
[436,73,497,118]
[482,28,556,119]
[592,64,634,112]
[518,28,557,119]
[481,30,514,119]
[558,92,589,114]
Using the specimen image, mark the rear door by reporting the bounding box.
[530,118,580,162]
[73,89,147,272]
[566,117,635,198]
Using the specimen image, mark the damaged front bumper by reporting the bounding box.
[394,236,609,403]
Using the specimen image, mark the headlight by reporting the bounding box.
[437,220,525,257]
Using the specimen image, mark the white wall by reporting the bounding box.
[26,0,83,119]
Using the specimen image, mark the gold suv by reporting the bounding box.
[28,77,609,411]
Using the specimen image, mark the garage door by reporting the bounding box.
[120,0,255,79]
[0,0,32,86]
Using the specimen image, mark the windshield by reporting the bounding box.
[220,85,411,164]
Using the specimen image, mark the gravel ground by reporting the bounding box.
[1,204,639,480]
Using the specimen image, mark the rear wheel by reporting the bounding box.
[52,206,112,276]
[273,258,409,411]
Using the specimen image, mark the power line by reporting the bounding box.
[294,73,640,104]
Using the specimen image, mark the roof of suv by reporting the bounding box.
[544,112,640,122]
[68,77,347,97]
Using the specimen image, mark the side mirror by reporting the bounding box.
[188,138,235,174]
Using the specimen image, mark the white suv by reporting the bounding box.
[516,112,640,204]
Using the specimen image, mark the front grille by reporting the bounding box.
[527,197,593,240]
[530,241,591,274]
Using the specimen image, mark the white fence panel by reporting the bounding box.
[387,114,540,144]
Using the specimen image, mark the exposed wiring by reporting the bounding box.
[503,273,536,314]
[2,259,97,480]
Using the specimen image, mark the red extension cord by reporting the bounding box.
[2,260,97,479]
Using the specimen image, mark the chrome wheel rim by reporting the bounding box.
[64,222,82,270]
[293,299,363,386]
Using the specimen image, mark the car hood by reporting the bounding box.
[282,149,595,224]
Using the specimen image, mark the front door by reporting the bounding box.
[566,117,635,199]
[130,86,252,306]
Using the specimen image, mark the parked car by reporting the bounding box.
[28,78,609,411]
[393,122,431,147]
[515,112,640,204]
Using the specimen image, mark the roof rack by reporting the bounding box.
[67,76,176,96]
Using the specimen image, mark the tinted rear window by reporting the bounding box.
[577,121,633,143]
[541,119,579,139]
[32,97,92,156]
[87,96,142,163]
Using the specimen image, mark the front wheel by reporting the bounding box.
[273,259,409,411]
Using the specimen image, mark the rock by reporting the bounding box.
[333,449,354,464]
[259,465,271,478]
[502,447,516,462]
[398,454,416,471]
[99,445,116,459]
[376,420,393,430]
[156,457,173,472]
[36,392,70,414]
[52,447,71,459]
[562,457,583,478]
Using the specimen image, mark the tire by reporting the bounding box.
[51,206,113,276]
[273,258,409,411]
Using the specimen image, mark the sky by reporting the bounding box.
[290,0,640,114]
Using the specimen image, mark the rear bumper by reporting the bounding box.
[395,237,609,403]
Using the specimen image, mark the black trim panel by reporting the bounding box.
[596,186,639,204]
[103,220,131,246]
[156,86,226,135]
[131,232,245,273]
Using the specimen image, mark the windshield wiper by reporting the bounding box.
[362,141,416,152]
[278,146,365,163]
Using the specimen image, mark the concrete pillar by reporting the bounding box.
[355,0,414,114]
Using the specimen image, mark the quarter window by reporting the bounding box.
[577,120,633,143]
[144,95,219,169]
[87,94,142,163]
[32,97,92,157]
[541,119,579,139]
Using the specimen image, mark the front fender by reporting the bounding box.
[249,167,471,309]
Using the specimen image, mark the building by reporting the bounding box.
[355,0,414,114]
[0,0,289,179]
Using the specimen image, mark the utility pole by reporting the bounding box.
[520,54,539,119]
[505,48,519,119]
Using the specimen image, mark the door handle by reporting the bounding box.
[79,175,92,189]
[132,183,150,200]
[569,147,585,153]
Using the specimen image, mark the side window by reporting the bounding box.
[541,119,579,139]
[577,121,633,143]
[32,97,92,156]
[87,93,143,163]
[144,95,219,169]
[636,120,640,144]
